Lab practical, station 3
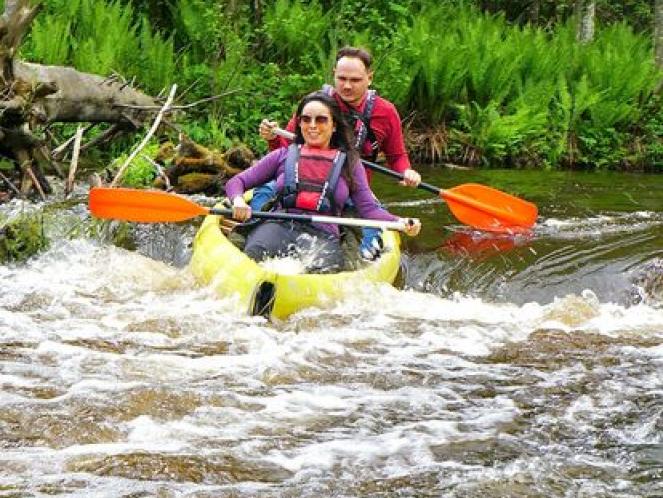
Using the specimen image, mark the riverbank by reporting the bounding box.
[15,0,662,173]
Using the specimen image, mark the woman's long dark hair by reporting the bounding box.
[293,91,360,188]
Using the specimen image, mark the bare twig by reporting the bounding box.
[161,120,184,135]
[111,84,177,187]
[64,125,83,198]
[112,89,239,111]
[80,124,124,152]
[119,75,136,91]
[25,166,46,201]
[177,77,202,101]
[141,153,171,191]
[52,123,95,160]
[0,170,21,196]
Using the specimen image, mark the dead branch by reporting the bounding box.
[65,125,83,198]
[51,123,95,160]
[141,153,171,191]
[113,89,240,111]
[111,84,177,187]
[0,170,21,196]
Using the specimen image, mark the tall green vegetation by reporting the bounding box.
[398,6,661,168]
[24,0,176,93]
[16,0,663,171]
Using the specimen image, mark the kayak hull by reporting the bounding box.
[189,212,401,320]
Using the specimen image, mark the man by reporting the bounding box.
[256,46,421,259]
[260,46,421,186]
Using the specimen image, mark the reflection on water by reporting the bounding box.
[1,169,662,496]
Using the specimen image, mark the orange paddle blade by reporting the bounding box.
[441,183,538,233]
[88,187,209,223]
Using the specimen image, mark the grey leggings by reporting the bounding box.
[244,221,344,273]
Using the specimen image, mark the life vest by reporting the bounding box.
[280,144,346,214]
[323,84,379,161]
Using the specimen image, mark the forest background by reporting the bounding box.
[16,0,663,172]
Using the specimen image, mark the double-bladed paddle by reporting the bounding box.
[88,187,412,231]
[273,127,537,233]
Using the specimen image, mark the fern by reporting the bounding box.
[25,16,71,64]
[262,0,330,70]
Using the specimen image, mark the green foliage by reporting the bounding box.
[168,0,224,60]
[28,16,72,64]
[15,0,663,171]
[477,0,653,32]
[113,143,161,187]
[261,0,330,71]
[396,3,661,168]
[136,17,176,93]
[23,0,177,94]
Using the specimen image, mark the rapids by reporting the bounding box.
[1,168,661,497]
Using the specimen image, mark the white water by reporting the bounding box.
[1,238,661,496]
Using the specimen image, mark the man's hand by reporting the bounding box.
[400,168,421,187]
[259,119,279,141]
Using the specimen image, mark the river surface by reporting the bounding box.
[1,169,662,497]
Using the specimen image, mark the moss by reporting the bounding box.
[0,213,49,263]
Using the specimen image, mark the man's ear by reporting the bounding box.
[367,70,374,85]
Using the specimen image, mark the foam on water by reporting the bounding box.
[259,255,306,274]
[539,210,663,238]
[1,236,662,496]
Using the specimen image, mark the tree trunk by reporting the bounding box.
[0,0,159,199]
[528,0,540,25]
[656,0,663,70]
[575,0,595,44]
[13,62,156,124]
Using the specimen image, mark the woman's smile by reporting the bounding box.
[299,101,334,149]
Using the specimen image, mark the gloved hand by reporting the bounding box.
[359,227,384,261]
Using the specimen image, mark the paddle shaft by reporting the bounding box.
[273,127,440,194]
[272,127,535,229]
[209,206,407,231]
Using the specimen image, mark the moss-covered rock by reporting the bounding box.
[0,213,49,263]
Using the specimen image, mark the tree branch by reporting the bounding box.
[111,84,177,187]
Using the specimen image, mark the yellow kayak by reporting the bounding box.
[189,209,401,320]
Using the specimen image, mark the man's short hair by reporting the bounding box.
[335,46,373,70]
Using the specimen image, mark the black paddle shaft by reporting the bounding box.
[361,159,442,196]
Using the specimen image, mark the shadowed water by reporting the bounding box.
[0,169,661,497]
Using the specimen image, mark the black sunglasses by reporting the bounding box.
[299,114,331,125]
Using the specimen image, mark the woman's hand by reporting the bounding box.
[259,119,279,141]
[232,196,252,222]
[400,217,421,237]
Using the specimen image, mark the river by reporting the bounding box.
[1,168,661,497]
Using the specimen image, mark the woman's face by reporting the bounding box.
[299,101,334,149]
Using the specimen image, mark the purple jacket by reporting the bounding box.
[225,147,399,237]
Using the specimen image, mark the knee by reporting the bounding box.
[244,241,269,262]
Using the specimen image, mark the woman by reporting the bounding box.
[226,91,421,273]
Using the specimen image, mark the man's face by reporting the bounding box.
[333,56,373,106]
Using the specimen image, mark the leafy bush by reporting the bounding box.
[15,0,663,170]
